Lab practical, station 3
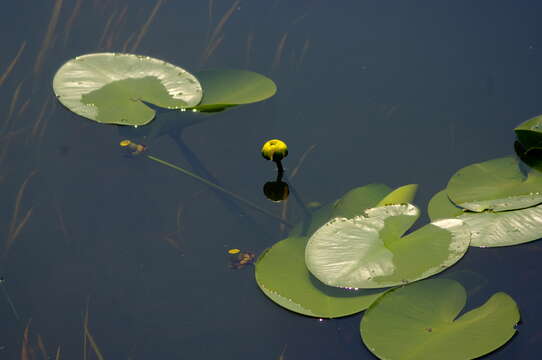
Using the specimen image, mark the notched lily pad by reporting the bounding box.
[305,204,470,289]
[360,278,520,360]
[254,236,385,318]
[52,53,203,125]
[447,156,542,212]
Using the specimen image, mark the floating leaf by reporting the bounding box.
[191,69,276,112]
[447,156,542,212]
[429,190,542,247]
[289,184,391,238]
[305,204,470,289]
[255,236,385,318]
[332,184,392,219]
[427,190,463,221]
[288,203,334,238]
[376,184,418,207]
[461,205,542,247]
[52,53,203,126]
[360,278,520,360]
[515,114,542,153]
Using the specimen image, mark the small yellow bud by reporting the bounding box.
[261,139,288,162]
[119,139,132,147]
[227,248,241,254]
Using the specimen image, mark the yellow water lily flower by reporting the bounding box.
[261,139,288,162]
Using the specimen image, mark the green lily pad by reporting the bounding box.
[429,189,542,247]
[446,156,542,212]
[427,190,464,221]
[257,184,399,318]
[515,114,542,153]
[376,184,418,207]
[332,184,393,219]
[305,204,470,289]
[289,184,392,238]
[255,236,385,318]
[191,69,276,112]
[52,53,203,126]
[360,278,520,360]
[461,205,542,247]
[288,203,335,238]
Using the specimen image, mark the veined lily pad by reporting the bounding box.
[446,156,542,212]
[255,236,385,318]
[429,189,542,247]
[191,69,276,112]
[52,53,203,126]
[515,114,542,153]
[360,279,520,360]
[305,204,470,289]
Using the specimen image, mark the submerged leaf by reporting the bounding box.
[52,53,203,125]
[305,204,470,289]
[360,279,520,360]
[447,156,542,212]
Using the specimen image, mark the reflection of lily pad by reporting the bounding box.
[360,279,520,360]
[191,69,276,112]
[515,114,542,153]
[254,236,385,318]
[447,156,542,212]
[429,189,542,247]
[305,204,470,289]
[53,53,203,125]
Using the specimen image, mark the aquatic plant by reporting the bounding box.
[51,56,541,358]
[261,139,289,202]
[52,52,276,125]
[361,278,519,360]
[254,114,542,358]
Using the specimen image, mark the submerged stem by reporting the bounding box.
[0,278,19,321]
[146,155,292,228]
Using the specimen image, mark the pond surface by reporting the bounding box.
[1,0,542,359]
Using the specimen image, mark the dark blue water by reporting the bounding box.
[1,1,542,358]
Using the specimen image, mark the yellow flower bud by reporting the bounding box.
[261,139,288,162]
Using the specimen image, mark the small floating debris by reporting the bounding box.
[119,139,146,155]
[228,249,256,269]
